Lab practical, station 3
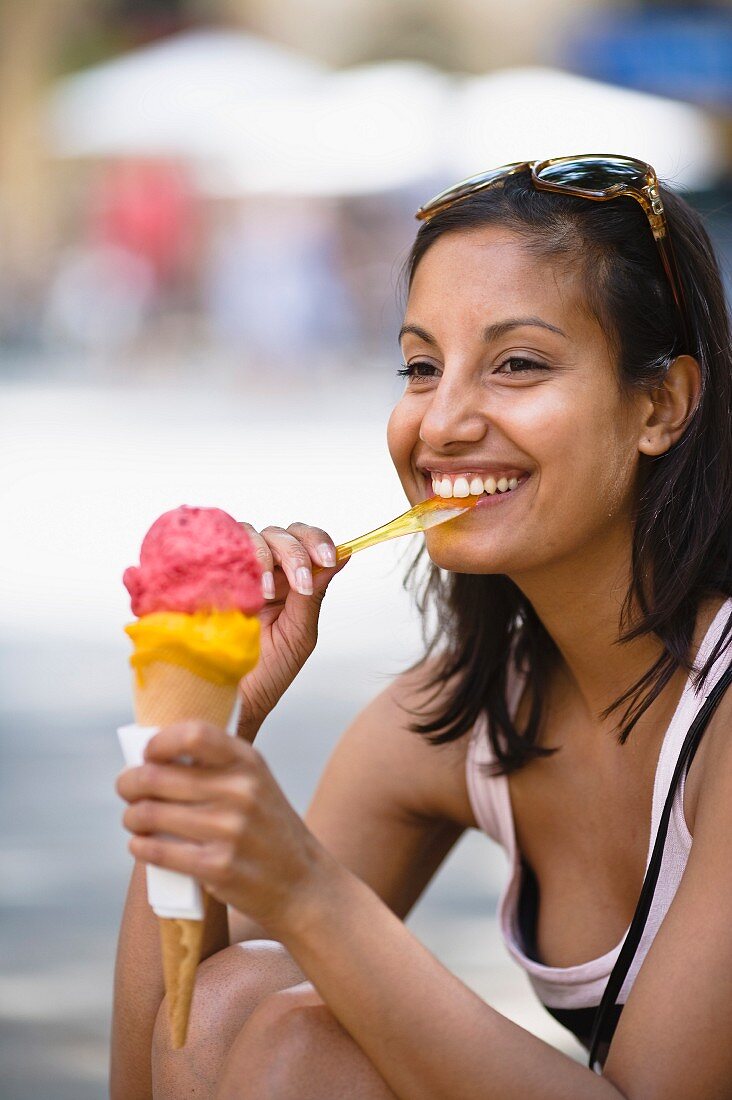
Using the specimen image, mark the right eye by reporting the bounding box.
[397,361,439,380]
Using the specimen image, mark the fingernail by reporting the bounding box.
[262,571,275,600]
[317,543,336,567]
[296,566,313,595]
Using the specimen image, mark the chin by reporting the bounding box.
[423,529,513,575]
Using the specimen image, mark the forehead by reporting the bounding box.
[407,225,594,336]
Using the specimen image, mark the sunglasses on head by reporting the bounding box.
[416,155,690,352]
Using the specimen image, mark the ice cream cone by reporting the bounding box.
[122,506,265,1049]
[131,659,242,1049]
[159,913,206,1049]
[133,659,239,730]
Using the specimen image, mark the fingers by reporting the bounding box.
[118,723,262,859]
[128,835,236,886]
[115,723,258,805]
[145,721,246,767]
[239,519,342,600]
[117,760,239,805]
[124,798,243,844]
[238,522,277,600]
[259,527,314,596]
[286,523,344,593]
[286,523,337,570]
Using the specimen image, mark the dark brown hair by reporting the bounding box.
[399,169,732,774]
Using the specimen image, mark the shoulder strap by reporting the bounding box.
[588,662,732,1072]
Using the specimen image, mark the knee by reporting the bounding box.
[254,989,336,1051]
[216,988,341,1100]
[152,940,305,1098]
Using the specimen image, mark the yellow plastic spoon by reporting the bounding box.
[329,494,481,566]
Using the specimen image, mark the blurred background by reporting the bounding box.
[1,0,730,1095]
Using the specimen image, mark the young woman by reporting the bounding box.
[112,157,732,1099]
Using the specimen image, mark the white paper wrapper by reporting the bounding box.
[117,693,242,920]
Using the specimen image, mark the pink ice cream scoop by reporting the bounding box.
[124,505,264,617]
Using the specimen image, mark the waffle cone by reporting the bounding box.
[132,660,238,1047]
[159,914,206,1049]
[132,659,238,729]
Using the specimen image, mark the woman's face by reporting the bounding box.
[387,225,648,579]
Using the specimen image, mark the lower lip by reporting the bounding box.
[475,478,529,508]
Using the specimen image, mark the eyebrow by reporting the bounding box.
[398,316,567,346]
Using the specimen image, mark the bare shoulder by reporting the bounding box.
[688,672,732,828]
[606,655,732,1096]
[312,656,479,832]
[683,595,732,833]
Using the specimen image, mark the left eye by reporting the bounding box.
[496,357,546,374]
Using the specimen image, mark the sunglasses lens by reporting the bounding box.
[536,156,648,192]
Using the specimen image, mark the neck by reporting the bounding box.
[510,524,667,726]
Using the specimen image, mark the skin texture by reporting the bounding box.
[113,226,732,1100]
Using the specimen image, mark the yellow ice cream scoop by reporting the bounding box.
[125,609,260,687]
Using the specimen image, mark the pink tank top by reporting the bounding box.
[465,599,732,1037]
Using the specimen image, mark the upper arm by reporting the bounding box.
[302,663,470,920]
[603,695,732,1099]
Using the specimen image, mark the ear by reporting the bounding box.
[638,355,701,457]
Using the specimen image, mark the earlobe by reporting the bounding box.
[638,354,701,456]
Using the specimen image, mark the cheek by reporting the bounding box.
[600,443,640,522]
[543,401,639,522]
[386,403,413,474]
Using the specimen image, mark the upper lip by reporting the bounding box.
[416,462,530,477]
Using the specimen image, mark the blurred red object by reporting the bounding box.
[88,159,195,283]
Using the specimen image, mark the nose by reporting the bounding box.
[418,371,488,450]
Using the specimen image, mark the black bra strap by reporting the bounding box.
[588,662,732,1072]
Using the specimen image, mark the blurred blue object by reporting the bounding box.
[561,8,732,109]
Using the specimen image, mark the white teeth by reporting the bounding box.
[430,472,524,498]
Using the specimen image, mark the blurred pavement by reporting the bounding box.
[1,369,582,1098]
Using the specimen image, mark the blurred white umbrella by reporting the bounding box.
[449,67,723,191]
[49,44,723,196]
[209,64,722,195]
[47,28,326,160]
[49,46,451,196]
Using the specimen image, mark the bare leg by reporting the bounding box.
[216,983,398,1100]
[152,940,306,1099]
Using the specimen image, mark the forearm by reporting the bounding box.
[228,905,272,944]
[110,861,229,1099]
[278,861,625,1100]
